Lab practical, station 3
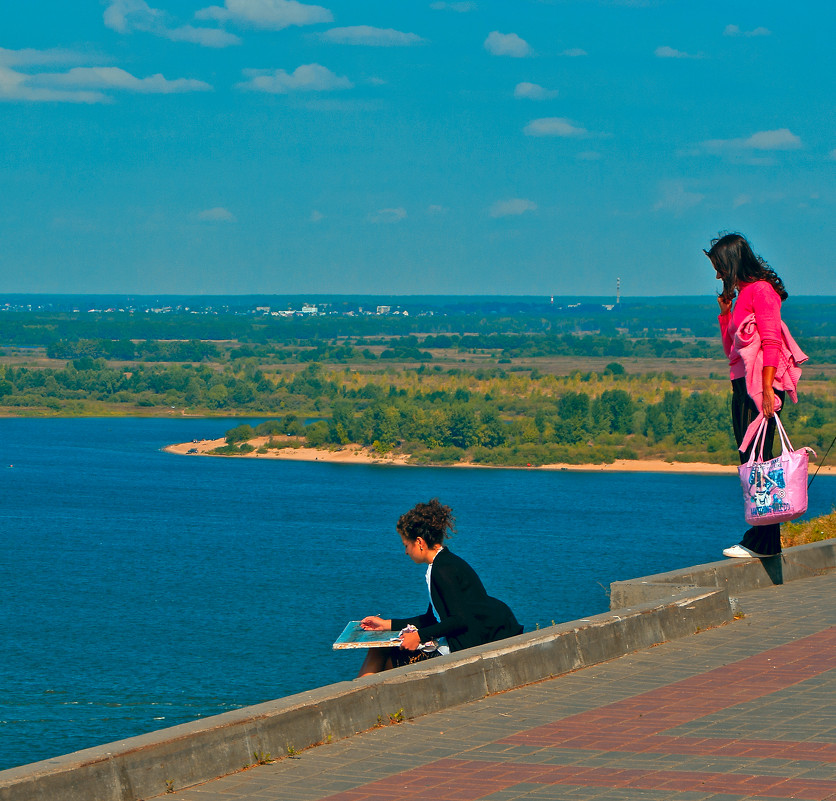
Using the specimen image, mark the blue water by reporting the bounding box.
[0,418,833,771]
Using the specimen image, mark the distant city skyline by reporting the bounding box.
[1,1,833,297]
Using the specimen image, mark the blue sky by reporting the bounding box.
[1,0,833,296]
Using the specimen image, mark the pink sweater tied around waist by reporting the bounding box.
[732,313,807,451]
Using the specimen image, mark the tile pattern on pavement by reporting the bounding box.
[169,571,836,801]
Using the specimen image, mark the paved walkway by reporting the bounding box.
[169,572,836,801]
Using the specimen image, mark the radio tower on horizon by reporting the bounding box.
[616,277,621,305]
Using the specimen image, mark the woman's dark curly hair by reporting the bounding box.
[704,232,788,303]
[396,498,455,547]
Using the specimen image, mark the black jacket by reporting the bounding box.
[391,548,522,652]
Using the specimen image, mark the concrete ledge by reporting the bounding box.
[610,539,836,610]
[0,586,733,801]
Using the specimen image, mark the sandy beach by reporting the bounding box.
[164,436,836,475]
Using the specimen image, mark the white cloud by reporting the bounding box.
[654,45,701,59]
[701,128,803,152]
[0,47,90,68]
[514,82,558,100]
[427,204,448,215]
[484,31,531,58]
[490,198,537,218]
[724,24,771,37]
[524,117,589,138]
[0,49,210,102]
[829,149,836,161]
[104,0,240,47]
[196,0,332,30]
[197,207,237,222]
[430,1,476,11]
[238,64,353,93]
[577,150,602,161]
[561,48,587,57]
[733,194,752,208]
[320,26,425,47]
[309,210,324,223]
[368,207,407,224]
[30,67,211,94]
[653,182,704,213]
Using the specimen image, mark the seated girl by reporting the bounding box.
[358,498,523,675]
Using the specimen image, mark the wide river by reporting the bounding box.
[1,417,833,770]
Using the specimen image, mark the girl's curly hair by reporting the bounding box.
[396,498,455,547]
[704,232,788,303]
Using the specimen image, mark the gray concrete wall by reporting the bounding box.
[610,539,836,610]
[2,539,833,801]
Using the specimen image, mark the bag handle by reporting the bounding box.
[746,416,770,467]
[772,414,794,455]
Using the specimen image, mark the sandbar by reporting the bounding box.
[164,436,836,475]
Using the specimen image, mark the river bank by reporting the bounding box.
[163,437,836,475]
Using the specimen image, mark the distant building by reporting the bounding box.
[376,305,391,315]
[301,304,318,315]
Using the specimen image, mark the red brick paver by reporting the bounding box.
[320,627,836,800]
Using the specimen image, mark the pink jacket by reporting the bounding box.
[719,284,807,450]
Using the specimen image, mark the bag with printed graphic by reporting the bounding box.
[738,415,815,526]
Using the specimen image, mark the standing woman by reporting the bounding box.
[358,498,523,676]
[704,233,807,558]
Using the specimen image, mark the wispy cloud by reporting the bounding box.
[701,128,803,153]
[723,24,771,37]
[430,1,476,11]
[195,0,332,30]
[238,64,353,93]
[524,117,589,138]
[320,26,425,46]
[490,198,537,218]
[104,0,241,47]
[655,45,702,59]
[196,207,237,222]
[368,207,407,224]
[653,182,704,213]
[514,82,558,100]
[484,31,531,58]
[31,67,211,94]
[309,210,324,223]
[561,48,588,57]
[0,49,210,102]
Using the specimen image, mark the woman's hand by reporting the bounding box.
[360,616,390,631]
[717,296,732,316]
[399,629,421,651]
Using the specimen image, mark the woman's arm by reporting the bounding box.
[762,365,777,417]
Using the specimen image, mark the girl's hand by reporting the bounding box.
[399,629,421,651]
[762,385,775,418]
[717,296,732,316]
[360,616,390,631]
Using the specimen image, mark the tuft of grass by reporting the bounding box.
[781,510,836,548]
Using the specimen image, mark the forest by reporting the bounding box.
[1,300,834,467]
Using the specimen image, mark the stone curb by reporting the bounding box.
[610,539,836,610]
[2,539,833,801]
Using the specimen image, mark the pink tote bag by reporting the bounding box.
[738,415,815,526]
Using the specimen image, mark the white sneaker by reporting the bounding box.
[722,544,767,558]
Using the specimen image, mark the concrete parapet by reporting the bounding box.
[0,585,733,801]
[610,539,836,610]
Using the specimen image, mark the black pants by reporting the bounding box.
[731,377,785,556]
